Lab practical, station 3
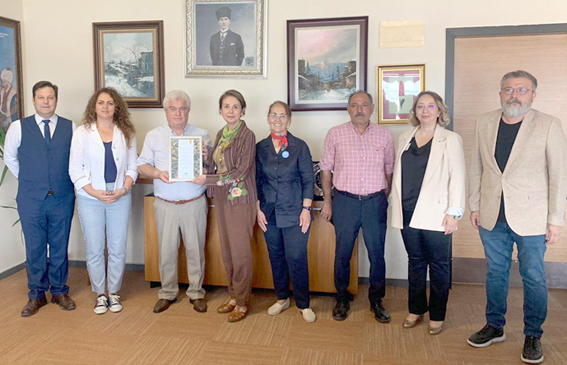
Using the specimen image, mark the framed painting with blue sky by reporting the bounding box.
[0,16,23,132]
[287,16,368,111]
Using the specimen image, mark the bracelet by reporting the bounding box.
[123,187,129,194]
[302,206,312,211]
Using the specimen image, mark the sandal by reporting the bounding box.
[228,307,248,322]
[217,301,236,314]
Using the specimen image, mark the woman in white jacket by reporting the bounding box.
[69,87,138,314]
[390,91,466,335]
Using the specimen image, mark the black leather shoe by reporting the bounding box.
[370,302,391,323]
[190,298,207,313]
[21,298,48,317]
[51,294,76,310]
[521,336,543,364]
[332,301,350,321]
[153,298,176,313]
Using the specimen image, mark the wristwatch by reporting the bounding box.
[450,214,462,220]
[302,206,312,211]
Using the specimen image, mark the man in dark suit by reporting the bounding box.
[4,81,76,317]
[209,6,245,66]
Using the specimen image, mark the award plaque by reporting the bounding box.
[312,162,333,200]
[169,136,202,181]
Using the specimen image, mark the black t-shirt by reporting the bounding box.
[401,136,432,223]
[494,118,522,222]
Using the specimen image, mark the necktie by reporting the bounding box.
[42,120,51,146]
[221,32,226,42]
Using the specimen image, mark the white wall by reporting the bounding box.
[2,0,567,277]
[0,0,27,274]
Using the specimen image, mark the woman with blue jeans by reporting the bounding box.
[69,87,138,314]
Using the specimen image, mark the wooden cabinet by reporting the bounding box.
[144,196,358,293]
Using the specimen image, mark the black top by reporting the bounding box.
[104,141,117,184]
[256,132,314,228]
[401,137,432,217]
[494,118,522,222]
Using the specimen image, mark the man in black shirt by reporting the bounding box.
[467,70,567,364]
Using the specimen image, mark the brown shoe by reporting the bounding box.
[190,298,207,313]
[228,307,248,322]
[153,298,176,313]
[217,301,236,314]
[21,298,48,317]
[51,294,76,310]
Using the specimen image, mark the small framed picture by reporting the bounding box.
[93,21,165,108]
[287,16,368,111]
[377,64,425,125]
[0,16,24,131]
[169,136,203,182]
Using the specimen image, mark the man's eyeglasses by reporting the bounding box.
[268,114,288,120]
[501,87,532,95]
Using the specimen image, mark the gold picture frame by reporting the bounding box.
[377,64,425,125]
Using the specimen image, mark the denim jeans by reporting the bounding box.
[333,191,388,304]
[77,186,132,294]
[264,215,311,309]
[479,222,547,337]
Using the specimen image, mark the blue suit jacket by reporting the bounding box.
[256,132,314,228]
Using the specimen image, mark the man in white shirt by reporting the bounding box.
[4,80,77,317]
[137,90,212,313]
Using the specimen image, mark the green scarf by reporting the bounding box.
[218,120,242,146]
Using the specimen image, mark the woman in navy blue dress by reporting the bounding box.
[256,101,316,322]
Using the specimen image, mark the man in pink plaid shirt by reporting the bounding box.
[320,90,395,322]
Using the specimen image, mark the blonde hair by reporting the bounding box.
[409,91,451,127]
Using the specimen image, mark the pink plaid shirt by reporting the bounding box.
[320,122,394,195]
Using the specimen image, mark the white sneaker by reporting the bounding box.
[94,294,108,315]
[108,294,123,313]
[268,298,290,315]
[300,308,317,323]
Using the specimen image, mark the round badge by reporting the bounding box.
[282,150,290,159]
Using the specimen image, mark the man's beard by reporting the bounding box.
[501,98,531,118]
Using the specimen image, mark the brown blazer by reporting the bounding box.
[469,109,567,235]
[205,121,258,206]
[391,125,466,231]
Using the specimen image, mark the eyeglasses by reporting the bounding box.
[501,87,532,95]
[268,114,288,120]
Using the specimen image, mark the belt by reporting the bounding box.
[335,189,383,201]
[157,194,204,205]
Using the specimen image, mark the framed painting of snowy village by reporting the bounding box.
[0,16,24,131]
[93,21,165,108]
[185,0,267,77]
[377,64,425,125]
[287,16,368,111]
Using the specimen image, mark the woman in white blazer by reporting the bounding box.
[69,88,138,315]
[390,91,466,335]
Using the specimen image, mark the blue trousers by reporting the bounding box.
[479,222,547,337]
[333,192,388,304]
[77,189,132,295]
[263,215,310,309]
[17,193,75,300]
[401,212,452,321]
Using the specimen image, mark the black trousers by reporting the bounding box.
[401,210,452,321]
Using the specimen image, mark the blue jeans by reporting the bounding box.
[264,215,311,309]
[77,187,132,294]
[333,191,388,304]
[479,222,547,337]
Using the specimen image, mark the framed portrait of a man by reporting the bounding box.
[185,0,267,77]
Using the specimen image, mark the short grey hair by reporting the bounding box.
[163,90,191,109]
[347,90,373,105]
[500,70,538,92]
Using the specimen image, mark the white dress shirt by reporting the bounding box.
[69,123,138,199]
[137,124,212,201]
[4,114,76,178]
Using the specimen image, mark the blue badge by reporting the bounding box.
[282,150,290,159]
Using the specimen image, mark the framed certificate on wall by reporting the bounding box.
[169,136,202,181]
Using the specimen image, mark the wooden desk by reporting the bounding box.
[144,197,358,293]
